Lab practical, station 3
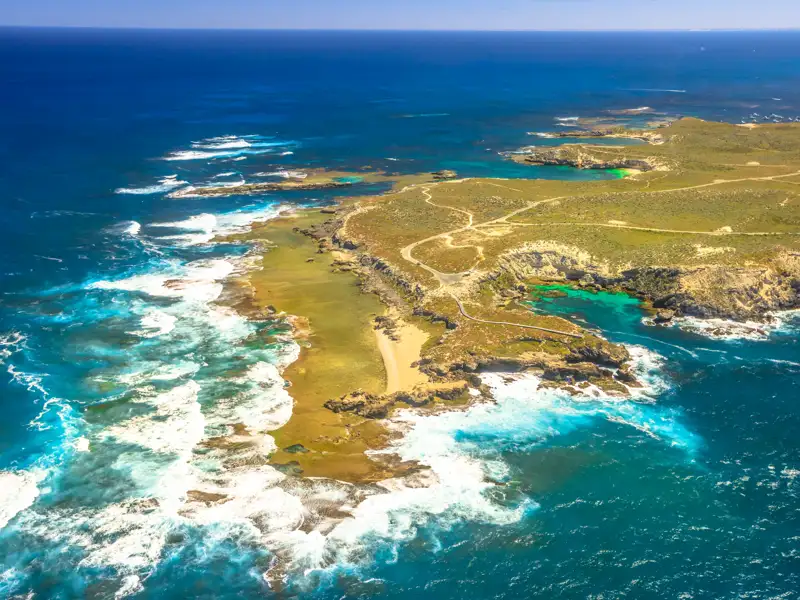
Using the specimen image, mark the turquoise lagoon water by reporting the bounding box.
[0,29,798,599]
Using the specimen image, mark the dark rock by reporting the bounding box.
[433,385,468,401]
[324,390,393,419]
[432,169,458,181]
[567,337,631,368]
[542,363,603,383]
[654,309,675,324]
[283,444,310,454]
[269,461,303,476]
[467,374,483,387]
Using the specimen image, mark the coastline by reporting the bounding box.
[3,28,800,600]
[211,116,800,489]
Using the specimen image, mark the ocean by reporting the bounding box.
[0,28,798,599]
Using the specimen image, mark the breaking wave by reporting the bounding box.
[649,309,800,342]
[147,204,284,246]
[164,135,296,161]
[115,175,188,195]
[0,471,41,530]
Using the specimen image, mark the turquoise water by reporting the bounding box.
[0,29,798,599]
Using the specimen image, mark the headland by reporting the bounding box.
[226,116,800,482]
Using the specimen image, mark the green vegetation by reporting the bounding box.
[227,117,800,482]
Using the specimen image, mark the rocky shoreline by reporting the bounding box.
[509,146,661,171]
[281,198,798,425]
[527,127,665,144]
[285,209,655,420]
[231,117,800,479]
[169,179,354,198]
[496,244,800,322]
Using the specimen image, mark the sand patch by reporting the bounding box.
[694,244,736,257]
[375,315,430,394]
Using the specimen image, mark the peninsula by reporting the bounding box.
[229,117,800,482]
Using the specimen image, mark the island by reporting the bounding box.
[222,117,800,483]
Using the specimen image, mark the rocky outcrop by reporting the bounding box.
[622,259,800,321]
[567,337,630,368]
[497,242,614,282]
[653,309,675,324]
[169,180,353,198]
[496,245,799,322]
[418,347,635,393]
[511,147,658,171]
[432,170,458,181]
[528,128,664,144]
[324,384,470,419]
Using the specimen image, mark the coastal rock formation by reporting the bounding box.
[494,246,800,321]
[432,169,458,181]
[640,262,800,320]
[325,383,470,419]
[528,128,665,144]
[511,146,659,171]
[235,117,800,480]
[497,242,613,281]
[169,179,353,198]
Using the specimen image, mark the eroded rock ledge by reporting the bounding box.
[497,244,800,321]
[510,146,661,172]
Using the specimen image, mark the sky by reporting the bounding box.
[1,0,799,31]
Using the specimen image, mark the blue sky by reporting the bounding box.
[2,0,798,30]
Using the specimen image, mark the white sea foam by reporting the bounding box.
[148,212,218,244]
[194,140,252,150]
[116,361,201,387]
[89,258,234,305]
[0,471,41,529]
[148,204,283,246]
[0,331,26,365]
[555,116,580,122]
[123,221,141,236]
[253,170,308,179]
[207,355,298,437]
[164,136,294,161]
[7,365,48,398]
[236,349,693,579]
[129,309,177,338]
[115,175,188,195]
[101,381,204,458]
[651,309,800,341]
[628,88,687,94]
[149,213,217,233]
[191,134,275,150]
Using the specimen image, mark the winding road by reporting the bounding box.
[394,169,800,339]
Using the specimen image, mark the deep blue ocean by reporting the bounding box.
[0,28,798,599]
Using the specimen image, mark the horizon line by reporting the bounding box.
[2,24,800,33]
